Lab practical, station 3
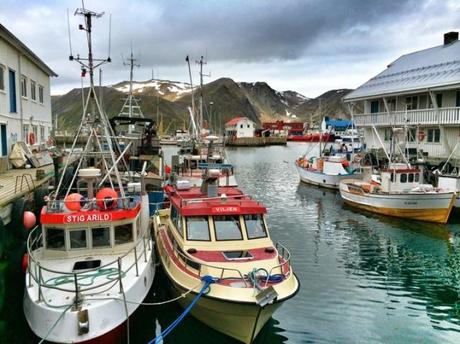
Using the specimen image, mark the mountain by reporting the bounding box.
[52,78,353,132]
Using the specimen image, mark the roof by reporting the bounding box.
[225,116,250,126]
[344,40,460,101]
[0,23,57,77]
[165,185,267,216]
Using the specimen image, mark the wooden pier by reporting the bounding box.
[225,136,287,146]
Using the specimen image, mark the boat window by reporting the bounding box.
[391,173,395,182]
[243,214,267,239]
[189,160,197,169]
[171,206,183,238]
[69,229,87,249]
[92,227,111,247]
[136,215,141,237]
[115,223,133,245]
[400,173,407,183]
[186,216,210,241]
[415,173,420,182]
[213,215,243,241]
[408,173,414,183]
[46,228,65,250]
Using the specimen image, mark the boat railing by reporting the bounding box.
[26,225,152,305]
[44,195,141,213]
[164,229,292,288]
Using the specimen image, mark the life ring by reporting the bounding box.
[28,132,36,145]
[418,131,425,142]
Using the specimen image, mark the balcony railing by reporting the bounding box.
[354,107,460,127]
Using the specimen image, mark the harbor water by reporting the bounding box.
[9,143,460,343]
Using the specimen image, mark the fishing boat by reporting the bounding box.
[295,153,362,189]
[153,173,299,343]
[23,7,155,343]
[339,164,456,223]
[436,142,460,208]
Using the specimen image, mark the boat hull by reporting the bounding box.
[296,165,360,189]
[169,280,280,343]
[340,182,456,223]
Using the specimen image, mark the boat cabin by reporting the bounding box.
[380,164,424,192]
[164,184,270,253]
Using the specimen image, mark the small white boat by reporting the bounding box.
[296,154,362,189]
[340,164,456,223]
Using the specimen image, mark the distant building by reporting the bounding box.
[344,32,460,161]
[262,121,304,136]
[225,117,255,138]
[0,23,57,157]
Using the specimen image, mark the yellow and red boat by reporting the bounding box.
[153,174,299,343]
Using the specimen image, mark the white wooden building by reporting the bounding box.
[225,116,255,138]
[0,23,57,157]
[344,32,460,161]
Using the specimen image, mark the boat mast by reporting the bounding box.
[186,55,198,138]
[56,4,127,201]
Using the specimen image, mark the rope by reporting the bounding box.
[247,268,285,293]
[147,275,216,344]
[45,268,123,287]
[38,304,72,344]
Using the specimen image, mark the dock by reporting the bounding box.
[225,136,287,146]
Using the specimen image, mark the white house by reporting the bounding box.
[344,32,460,161]
[0,23,57,158]
[225,116,255,138]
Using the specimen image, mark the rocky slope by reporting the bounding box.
[52,78,353,132]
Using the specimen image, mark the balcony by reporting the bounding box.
[354,107,460,127]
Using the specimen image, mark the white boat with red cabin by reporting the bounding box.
[153,173,299,343]
[23,7,155,343]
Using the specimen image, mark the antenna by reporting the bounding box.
[107,13,112,61]
[67,9,73,58]
[196,55,210,131]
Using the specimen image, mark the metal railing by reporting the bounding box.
[26,226,152,307]
[45,194,141,213]
[159,225,292,288]
[354,107,460,127]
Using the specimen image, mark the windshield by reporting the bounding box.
[186,216,210,241]
[243,214,267,239]
[213,215,243,241]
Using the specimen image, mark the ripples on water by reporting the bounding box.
[18,144,460,343]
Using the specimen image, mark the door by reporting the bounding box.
[9,69,17,113]
[370,100,379,113]
[0,125,6,156]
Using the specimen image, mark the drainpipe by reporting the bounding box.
[18,53,23,141]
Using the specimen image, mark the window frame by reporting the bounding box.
[68,228,88,250]
[21,75,27,98]
[45,227,66,251]
[243,214,268,240]
[30,80,36,101]
[0,64,5,91]
[185,216,211,242]
[91,226,111,248]
[38,85,44,104]
[114,223,134,245]
[400,173,407,183]
[213,215,244,241]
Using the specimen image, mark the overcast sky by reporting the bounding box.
[1,0,459,97]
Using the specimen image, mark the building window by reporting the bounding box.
[32,125,38,142]
[384,128,392,141]
[370,100,379,113]
[436,94,443,108]
[240,124,243,129]
[40,126,45,142]
[406,96,418,110]
[21,75,27,98]
[30,80,36,101]
[23,125,29,143]
[9,69,17,113]
[427,128,440,143]
[456,90,460,107]
[406,128,416,142]
[0,65,4,90]
[38,85,44,103]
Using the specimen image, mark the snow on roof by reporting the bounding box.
[344,40,460,101]
[225,116,250,126]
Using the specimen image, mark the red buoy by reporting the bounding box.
[65,193,84,211]
[165,165,172,175]
[22,253,29,273]
[96,188,118,210]
[23,211,36,230]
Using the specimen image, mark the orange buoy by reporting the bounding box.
[65,193,84,211]
[23,211,36,230]
[22,253,29,273]
[96,188,118,210]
